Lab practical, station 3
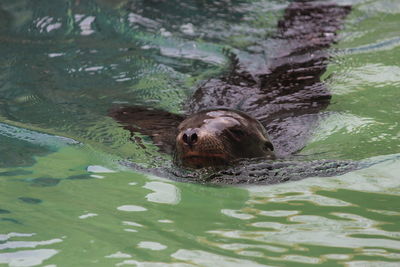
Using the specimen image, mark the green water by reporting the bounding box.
[1,0,400,266]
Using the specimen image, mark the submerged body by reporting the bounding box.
[110,2,353,183]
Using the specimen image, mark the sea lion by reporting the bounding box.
[175,109,275,168]
[110,1,353,181]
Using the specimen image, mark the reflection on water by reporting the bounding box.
[143,181,181,204]
[0,249,59,267]
[0,233,60,266]
[1,0,400,266]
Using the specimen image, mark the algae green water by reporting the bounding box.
[1,0,400,266]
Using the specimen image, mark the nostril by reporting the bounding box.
[191,133,198,143]
[182,133,188,144]
[182,130,199,145]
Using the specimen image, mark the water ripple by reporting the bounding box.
[0,249,59,267]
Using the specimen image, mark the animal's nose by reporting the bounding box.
[182,129,198,146]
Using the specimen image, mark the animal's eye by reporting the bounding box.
[230,128,245,137]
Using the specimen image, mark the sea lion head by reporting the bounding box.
[175,109,275,168]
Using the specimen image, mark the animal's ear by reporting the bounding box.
[109,106,185,154]
[264,141,274,151]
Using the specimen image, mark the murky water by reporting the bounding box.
[0,0,400,266]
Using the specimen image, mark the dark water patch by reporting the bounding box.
[0,209,10,214]
[0,136,52,168]
[18,197,42,204]
[382,223,400,233]
[302,244,355,256]
[30,177,60,187]
[0,218,21,224]
[66,174,93,180]
[0,169,33,176]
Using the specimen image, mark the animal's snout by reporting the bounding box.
[182,129,199,146]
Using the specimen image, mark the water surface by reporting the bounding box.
[0,0,400,266]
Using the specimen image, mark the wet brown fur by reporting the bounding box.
[174,109,275,168]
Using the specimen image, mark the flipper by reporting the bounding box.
[109,106,184,154]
